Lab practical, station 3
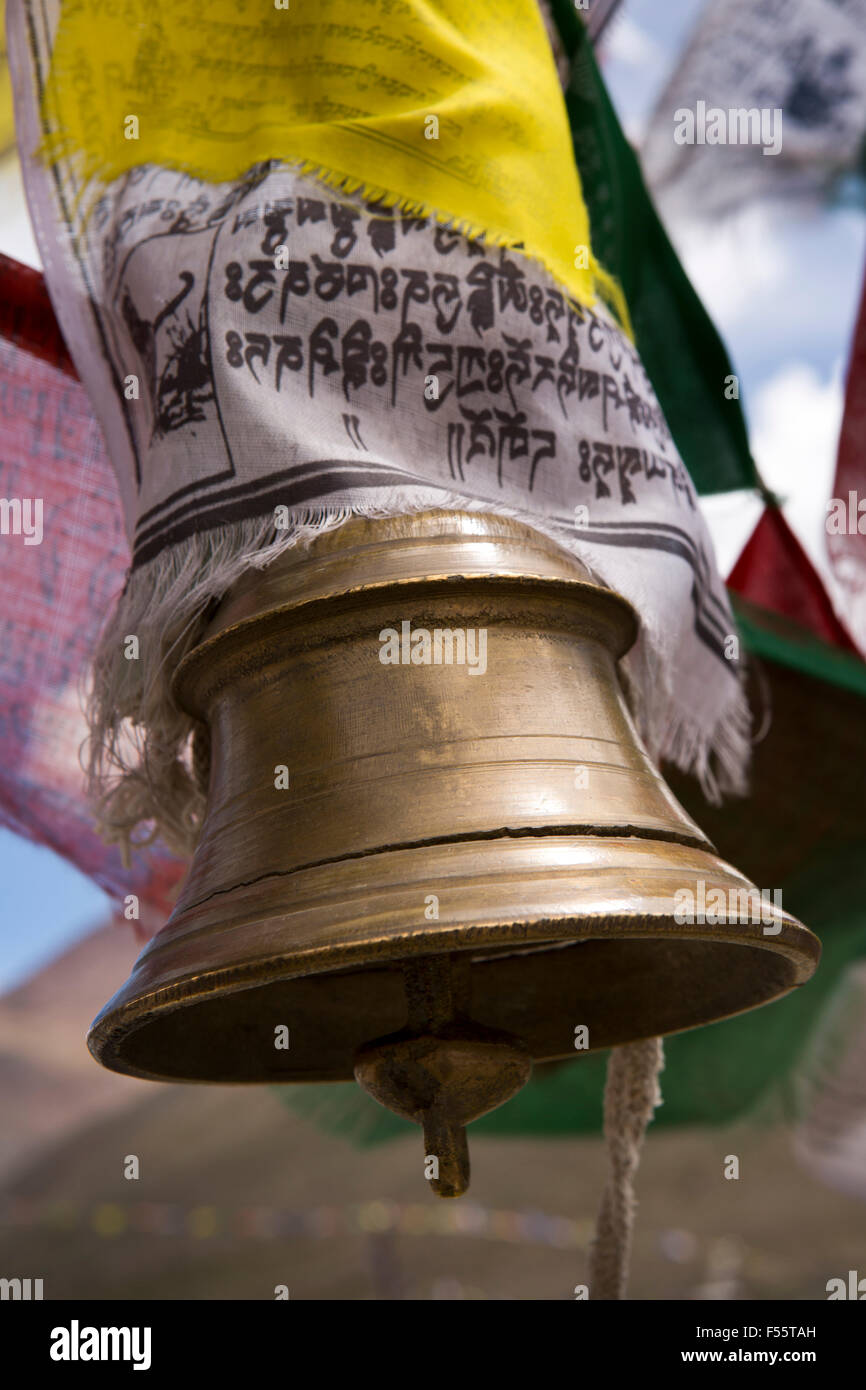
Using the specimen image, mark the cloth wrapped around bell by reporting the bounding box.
[7,0,819,1284]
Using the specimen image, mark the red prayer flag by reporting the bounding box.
[827,259,866,656]
[729,504,859,654]
[0,253,186,925]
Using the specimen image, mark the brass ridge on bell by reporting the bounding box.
[88,510,820,1195]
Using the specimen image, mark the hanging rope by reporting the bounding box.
[588,1037,664,1299]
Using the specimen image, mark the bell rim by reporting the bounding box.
[87,834,821,1084]
[87,920,820,1084]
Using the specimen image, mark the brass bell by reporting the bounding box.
[89,510,820,1196]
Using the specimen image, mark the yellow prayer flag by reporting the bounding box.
[0,33,17,160]
[36,0,630,330]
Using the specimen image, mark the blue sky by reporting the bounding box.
[0,827,110,991]
[1,0,865,991]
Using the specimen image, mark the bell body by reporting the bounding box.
[89,509,819,1096]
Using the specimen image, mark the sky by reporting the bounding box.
[0,826,110,990]
[601,0,866,579]
[1,0,865,991]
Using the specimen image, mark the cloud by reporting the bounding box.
[603,15,666,70]
[698,489,763,582]
[601,16,670,145]
[665,205,793,328]
[699,361,846,589]
[750,360,846,583]
[0,157,42,268]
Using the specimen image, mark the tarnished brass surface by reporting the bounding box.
[89,511,820,1140]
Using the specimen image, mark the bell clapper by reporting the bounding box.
[354,953,532,1198]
